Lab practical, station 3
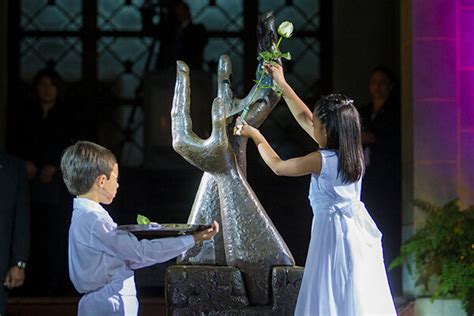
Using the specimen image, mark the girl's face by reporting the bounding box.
[36,76,58,104]
[313,115,327,148]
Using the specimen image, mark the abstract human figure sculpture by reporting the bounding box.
[171,12,294,305]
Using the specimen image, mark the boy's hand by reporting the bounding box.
[192,220,219,244]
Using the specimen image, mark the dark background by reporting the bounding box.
[0,0,401,300]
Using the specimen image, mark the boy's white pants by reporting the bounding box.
[78,276,138,316]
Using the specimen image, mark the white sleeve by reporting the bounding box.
[89,219,195,269]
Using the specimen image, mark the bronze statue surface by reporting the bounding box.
[171,12,294,305]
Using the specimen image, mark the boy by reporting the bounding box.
[60,141,219,315]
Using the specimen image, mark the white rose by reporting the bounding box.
[277,21,294,38]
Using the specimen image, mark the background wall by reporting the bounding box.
[401,0,474,301]
[411,0,474,209]
[332,0,400,105]
[0,1,7,150]
[413,0,456,206]
[458,0,474,206]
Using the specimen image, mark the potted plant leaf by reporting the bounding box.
[390,199,474,315]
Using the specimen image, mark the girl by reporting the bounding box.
[238,63,396,316]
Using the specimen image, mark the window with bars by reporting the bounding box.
[14,0,323,166]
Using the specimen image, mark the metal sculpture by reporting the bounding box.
[171,12,294,305]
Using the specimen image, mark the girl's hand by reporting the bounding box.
[263,62,287,89]
[234,118,258,138]
[240,122,259,138]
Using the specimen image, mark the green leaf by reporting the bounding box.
[258,51,274,62]
[271,85,283,96]
[388,256,404,270]
[281,52,292,60]
[137,214,151,225]
[394,198,474,311]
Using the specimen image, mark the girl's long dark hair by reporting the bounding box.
[314,94,365,183]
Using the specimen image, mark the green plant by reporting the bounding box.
[239,21,293,121]
[390,199,474,312]
[137,214,151,225]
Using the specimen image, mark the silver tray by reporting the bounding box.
[117,223,212,238]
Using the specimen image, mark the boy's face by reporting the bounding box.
[99,163,119,205]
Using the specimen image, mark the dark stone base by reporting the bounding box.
[165,265,304,315]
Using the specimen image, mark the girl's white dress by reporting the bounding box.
[295,150,397,316]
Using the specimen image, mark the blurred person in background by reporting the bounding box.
[13,68,73,295]
[358,66,401,296]
[0,152,30,315]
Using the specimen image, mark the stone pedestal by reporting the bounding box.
[166,265,304,315]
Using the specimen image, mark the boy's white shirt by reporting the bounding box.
[69,197,195,295]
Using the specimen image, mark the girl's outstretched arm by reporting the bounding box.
[264,63,315,141]
[239,122,321,176]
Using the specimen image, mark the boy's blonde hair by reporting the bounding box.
[60,141,117,195]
